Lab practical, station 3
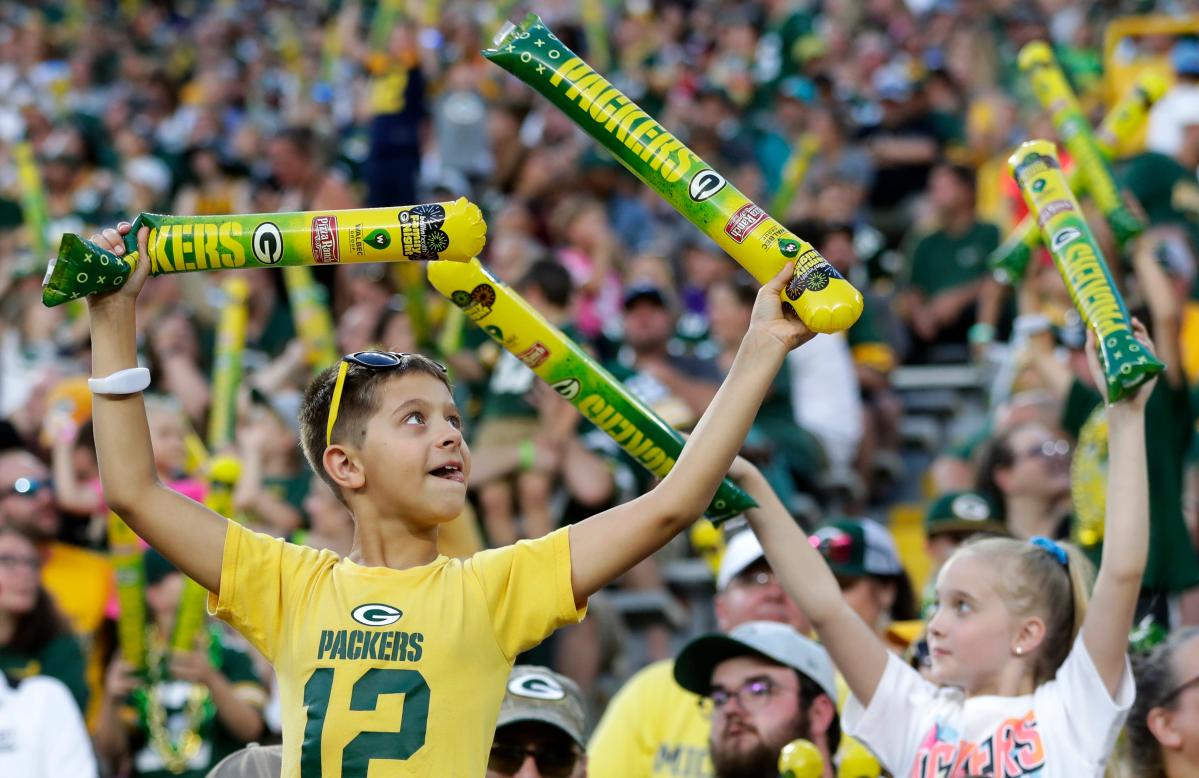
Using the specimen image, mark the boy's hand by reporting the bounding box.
[86,222,151,312]
[749,263,816,352]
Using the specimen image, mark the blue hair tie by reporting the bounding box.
[1030,536,1068,567]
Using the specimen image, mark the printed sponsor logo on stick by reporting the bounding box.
[1037,200,1075,226]
[517,342,551,369]
[311,216,340,264]
[724,204,768,243]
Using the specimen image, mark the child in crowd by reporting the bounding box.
[730,322,1157,775]
[84,220,813,776]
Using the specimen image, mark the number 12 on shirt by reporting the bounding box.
[300,667,430,775]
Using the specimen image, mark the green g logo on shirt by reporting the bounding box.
[351,603,404,627]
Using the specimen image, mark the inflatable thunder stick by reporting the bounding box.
[283,266,338,373]
[14,141,51,264]
[485,15,862,335]
[42,198,486,307]
[1020,42,1145,244]
[1010,140,1162,402]
[777,740,824,778]
[427,258,756,522]
[991,71,1167,283]
[109,512,147,670]
[207,277,249,450]
[174,279,249,653]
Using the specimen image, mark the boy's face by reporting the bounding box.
[358,373,470,526]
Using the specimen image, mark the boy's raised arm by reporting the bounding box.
[568,264,814,606]
[88,223,228,593]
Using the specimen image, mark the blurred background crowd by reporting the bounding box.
[2,0,1199,775]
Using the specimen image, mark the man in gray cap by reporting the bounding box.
[588,530,811,777]
[674,622,840,778]
[488,665,588,778]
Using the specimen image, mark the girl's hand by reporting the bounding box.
[748,263,816,352]
[727,453,765,486]
[86,222,151,313]
[1085,318,1158,411]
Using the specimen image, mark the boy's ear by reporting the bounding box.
[323,444,366,492]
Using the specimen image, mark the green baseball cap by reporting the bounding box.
[810,518,903,579]
[924,491,1006,536]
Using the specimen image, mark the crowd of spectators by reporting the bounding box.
[2,0,1199,775]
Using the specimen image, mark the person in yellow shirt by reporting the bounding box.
[0,447,114,727]
[587,530,811,777]
[85,221,815,777]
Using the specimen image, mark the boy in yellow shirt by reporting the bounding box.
[83,221,814,777]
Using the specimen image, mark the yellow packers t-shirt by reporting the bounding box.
[209,521,584,777]
[588,659,712,778]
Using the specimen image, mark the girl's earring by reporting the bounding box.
[1015,646,1024,656]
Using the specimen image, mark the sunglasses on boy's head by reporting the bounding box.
[487,740,579,777]
[1,477,53,499]
[325,351,449,448]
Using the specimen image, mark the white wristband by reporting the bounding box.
[88,367,151,396]
[1013,314,1052,338]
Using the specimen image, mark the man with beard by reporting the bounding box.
[0,447,114,725]
[673,621,840,778]
[587,530,811,777]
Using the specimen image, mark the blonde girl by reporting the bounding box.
[732,322,1156,776]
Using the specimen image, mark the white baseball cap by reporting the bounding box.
[716,529,768,591]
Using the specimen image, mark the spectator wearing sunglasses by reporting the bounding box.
[0,524,88,712]
[673,621,840,778]
[85,223,815,776]
[488,666,588,778]
[975,421,1073,543]
[0,447,114,726]
[1127,627,1199,777]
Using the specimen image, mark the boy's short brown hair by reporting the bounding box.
[298,354,452,501]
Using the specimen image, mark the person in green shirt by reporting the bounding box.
[0,525,88,713]
[95,550,266,778]
[897,163,1003,363]
[1123,39,1199,292]
[471,260,582,546]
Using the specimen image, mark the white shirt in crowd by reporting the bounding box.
[843,633,1133,777]
[787,332,863,471]
[0,672,97,778]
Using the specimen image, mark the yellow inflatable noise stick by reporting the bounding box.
[427,258,756,522]
[1009,140,1163,403]
[990,70,1168,283]
[484,15,862,335]
[42,198,486,307]
[1019,42,1145,245]
[778,740,823,778]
